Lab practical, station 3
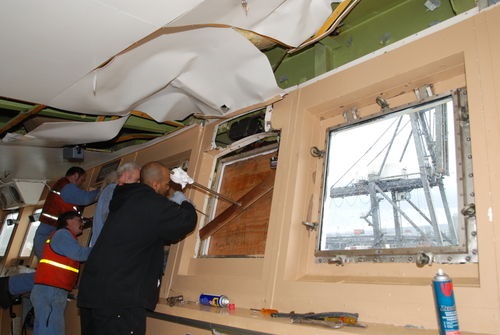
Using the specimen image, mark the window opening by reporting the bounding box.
[0,211,20,258]
[316,88,476,265]
[200,142,278,257]
[19,208,42,258]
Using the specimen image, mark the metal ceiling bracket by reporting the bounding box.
[380,32,391,45]
[343,107,359,123]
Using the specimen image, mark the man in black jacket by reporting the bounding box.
[77,161,197,335]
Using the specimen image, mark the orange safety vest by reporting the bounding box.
[34,230,81,291]
[40,178,85,227]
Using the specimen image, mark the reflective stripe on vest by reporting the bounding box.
[38,259,79,273]
[41,212,58,220]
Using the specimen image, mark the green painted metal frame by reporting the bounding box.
[266,0,476,89]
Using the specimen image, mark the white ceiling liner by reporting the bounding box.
[48,27,285,120]
[0,0,333,144]
[165,0,334,47]
[2,115,130,148]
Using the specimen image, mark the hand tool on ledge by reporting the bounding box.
[271,311,358,320]
[272,311,367,328]
[251,308,279,315]
[170,167,241,206]
[166,295,184,307]
[290,317,343,329]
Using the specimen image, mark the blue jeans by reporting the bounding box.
[9,223,56,295]
[31,284,68,335]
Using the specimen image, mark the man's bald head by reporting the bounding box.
[141,162,171,195]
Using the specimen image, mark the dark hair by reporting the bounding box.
[65,166,86,177]
[56,211,81,230]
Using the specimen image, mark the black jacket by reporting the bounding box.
[77,183,197,310]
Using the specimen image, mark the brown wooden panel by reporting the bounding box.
[199,170,275,240]
[206,150,276,256]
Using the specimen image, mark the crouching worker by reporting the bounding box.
[31,211,91,335]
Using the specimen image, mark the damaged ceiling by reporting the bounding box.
[0,0,478,182]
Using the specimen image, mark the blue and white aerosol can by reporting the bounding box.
[199,293,230,307]
[433,269,460,335]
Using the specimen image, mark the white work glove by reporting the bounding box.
[170,167,194,189]
[169,191,189,205]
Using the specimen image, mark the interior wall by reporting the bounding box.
[161,4,500,334]
[267,4,500,333]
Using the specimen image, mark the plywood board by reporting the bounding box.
[205,150,276,256]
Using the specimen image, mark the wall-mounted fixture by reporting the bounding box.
[461,203,475,217]
[416,251,434,267]
[63,145,84,162]
[0,180,46,210]
[342,107,359,123]
[6,219,19,226]
[228,115,264,141]
[376,96,390,109]
[302,221,317,231]
[270,155,278,169]
[310,146,324,158]
[328,255,347,266]
[29,212,41,222]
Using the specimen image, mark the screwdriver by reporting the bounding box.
[324,316,357,324]
[251,308,279,315]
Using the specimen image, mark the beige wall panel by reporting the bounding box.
[264,5,500,334]
[470,5,500,310]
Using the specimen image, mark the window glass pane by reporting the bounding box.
[0,212,19,257]
[318,91,476,264]
[19,208,42,257]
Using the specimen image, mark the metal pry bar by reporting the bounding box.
[191,181,241,207]
[290,317,343,329]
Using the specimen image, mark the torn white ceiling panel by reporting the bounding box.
[165,0,333,47]
[7,115,131,147]
[0,0,169,105]
[48,27,285,121]
[97,0,204,27]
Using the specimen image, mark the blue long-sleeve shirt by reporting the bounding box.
[50,228,91,262]
[60,183,99,206]
[90,184,117,247]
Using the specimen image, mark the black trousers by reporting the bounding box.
[80,306,147,335]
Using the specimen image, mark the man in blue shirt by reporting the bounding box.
[90,162,141,247]
[0,167,98,309]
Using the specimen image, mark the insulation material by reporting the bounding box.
[48,27,285,120]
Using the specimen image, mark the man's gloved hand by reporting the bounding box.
[169,191,189,205]
[170,167,194,189]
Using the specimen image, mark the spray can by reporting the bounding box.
[199,293,230,307]
[433,269,460,335]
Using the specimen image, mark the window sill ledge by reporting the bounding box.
[152,302,481,335]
